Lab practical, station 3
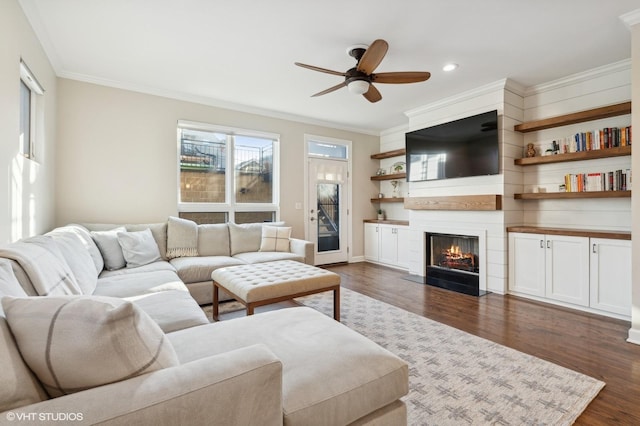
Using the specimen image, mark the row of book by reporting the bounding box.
[563,169,631,192]
[553,126,631,153]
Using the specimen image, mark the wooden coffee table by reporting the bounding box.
[211,260,340,321]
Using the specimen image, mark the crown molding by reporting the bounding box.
[523,59,631,96]
[404,78,522,118]
[57,71,380,137]
[380,123,409,137]
[620,9,640,29]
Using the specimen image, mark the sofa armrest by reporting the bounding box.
[4,344,283,426]
[290,238,314,265]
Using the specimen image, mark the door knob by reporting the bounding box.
[310,217,316,222]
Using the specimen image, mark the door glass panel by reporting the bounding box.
[317,183,340,252]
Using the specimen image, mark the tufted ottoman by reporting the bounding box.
[211,260,340,321]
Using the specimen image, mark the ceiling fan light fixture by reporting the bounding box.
[348,79,370,95]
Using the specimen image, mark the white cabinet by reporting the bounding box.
[509,233,589,306]
[364,223,409,270]
[590,238,631,316]
[509,232,631,318]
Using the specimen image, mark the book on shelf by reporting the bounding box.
[556,125,632,153]
[564,168,631,192]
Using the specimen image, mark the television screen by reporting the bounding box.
[405,110,499,182]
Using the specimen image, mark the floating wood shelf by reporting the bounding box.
[370,197,405,203]
[514,191,631,200]
[370,172,406,181]
[370,149,406,160]
[514,146,631,166]
[514,102,631,133]
[507,226,631,241]
[363,219,410,226]
[404,195,502,211]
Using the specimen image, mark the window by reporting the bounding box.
[19,60,44,159]
[177,121,279,224]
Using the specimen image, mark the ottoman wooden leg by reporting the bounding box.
[212,282,220,321]
[333,286,340,322]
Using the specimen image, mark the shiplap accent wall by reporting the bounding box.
[378,79,524,294]
[521,60,632,232]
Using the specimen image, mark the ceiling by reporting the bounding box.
[19,0,639,134]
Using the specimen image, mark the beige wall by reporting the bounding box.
[55,79,380,256]
[0,0,57,244]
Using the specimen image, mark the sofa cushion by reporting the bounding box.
[95,270,187,298]
[168,307,408,426]
[124,290,210,333]
[2,296,179,398]
[0,259,48,411]
[46,229,98,295]
[259,225,291,252]
[167,216,198,258]
[198,223,230,256]
[170,256,246,284]
[233,251,304,264]
[228,222,284,256]
[91,227,127,270]
[117,228,162,268]
[84,223,169,261]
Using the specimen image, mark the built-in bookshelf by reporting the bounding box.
[370,148,405,160]
[513,102,631,200]
[370,172,406,181]
[370,197,404,203]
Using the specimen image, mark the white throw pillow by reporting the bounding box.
[117,228,162,268]
[259,226,291,252]
[91,227,127,270]
[1,296,179,398]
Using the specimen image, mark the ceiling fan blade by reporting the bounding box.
[363,84,382,103]
[372,71,431,84]
[295,62,346,77]
[311,81,347,97]
[357,39,388,74]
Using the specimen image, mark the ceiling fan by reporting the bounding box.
[295,39,430,103]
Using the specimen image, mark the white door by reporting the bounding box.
[508,232,546,297]
[590,238,631,316]
[363,223,380,261]
[545,235,590,307]
[379,225,398,265]
[308,158,349,265]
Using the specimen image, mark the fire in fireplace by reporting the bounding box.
[426,233,485,296]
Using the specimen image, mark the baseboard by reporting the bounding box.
[350,256,365,263]
[626,327,640,345]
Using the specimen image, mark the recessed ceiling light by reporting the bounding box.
[443,63,458,72]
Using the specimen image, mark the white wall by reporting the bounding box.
[627,13,640,344]
[0,0,57,244]
[55,79,380,257]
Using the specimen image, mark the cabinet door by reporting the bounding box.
[395,226,410,269]
[508,233,546,297]
[590,238,631,316]
[378,225,398,265]
[545,235,590,307]
[363,223,380,261]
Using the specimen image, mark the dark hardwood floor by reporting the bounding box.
[324,262,640,425]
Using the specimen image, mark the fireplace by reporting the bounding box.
[425,232,486,296]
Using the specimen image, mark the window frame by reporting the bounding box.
[19,60,44,160]
[177,120,280,223]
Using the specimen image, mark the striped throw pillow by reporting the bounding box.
[1,296,179,397]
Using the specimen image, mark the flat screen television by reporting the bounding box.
[405,110,499,182]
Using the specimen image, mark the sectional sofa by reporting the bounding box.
[0,218,409,425]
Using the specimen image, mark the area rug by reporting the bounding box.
[203,289,604,425]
